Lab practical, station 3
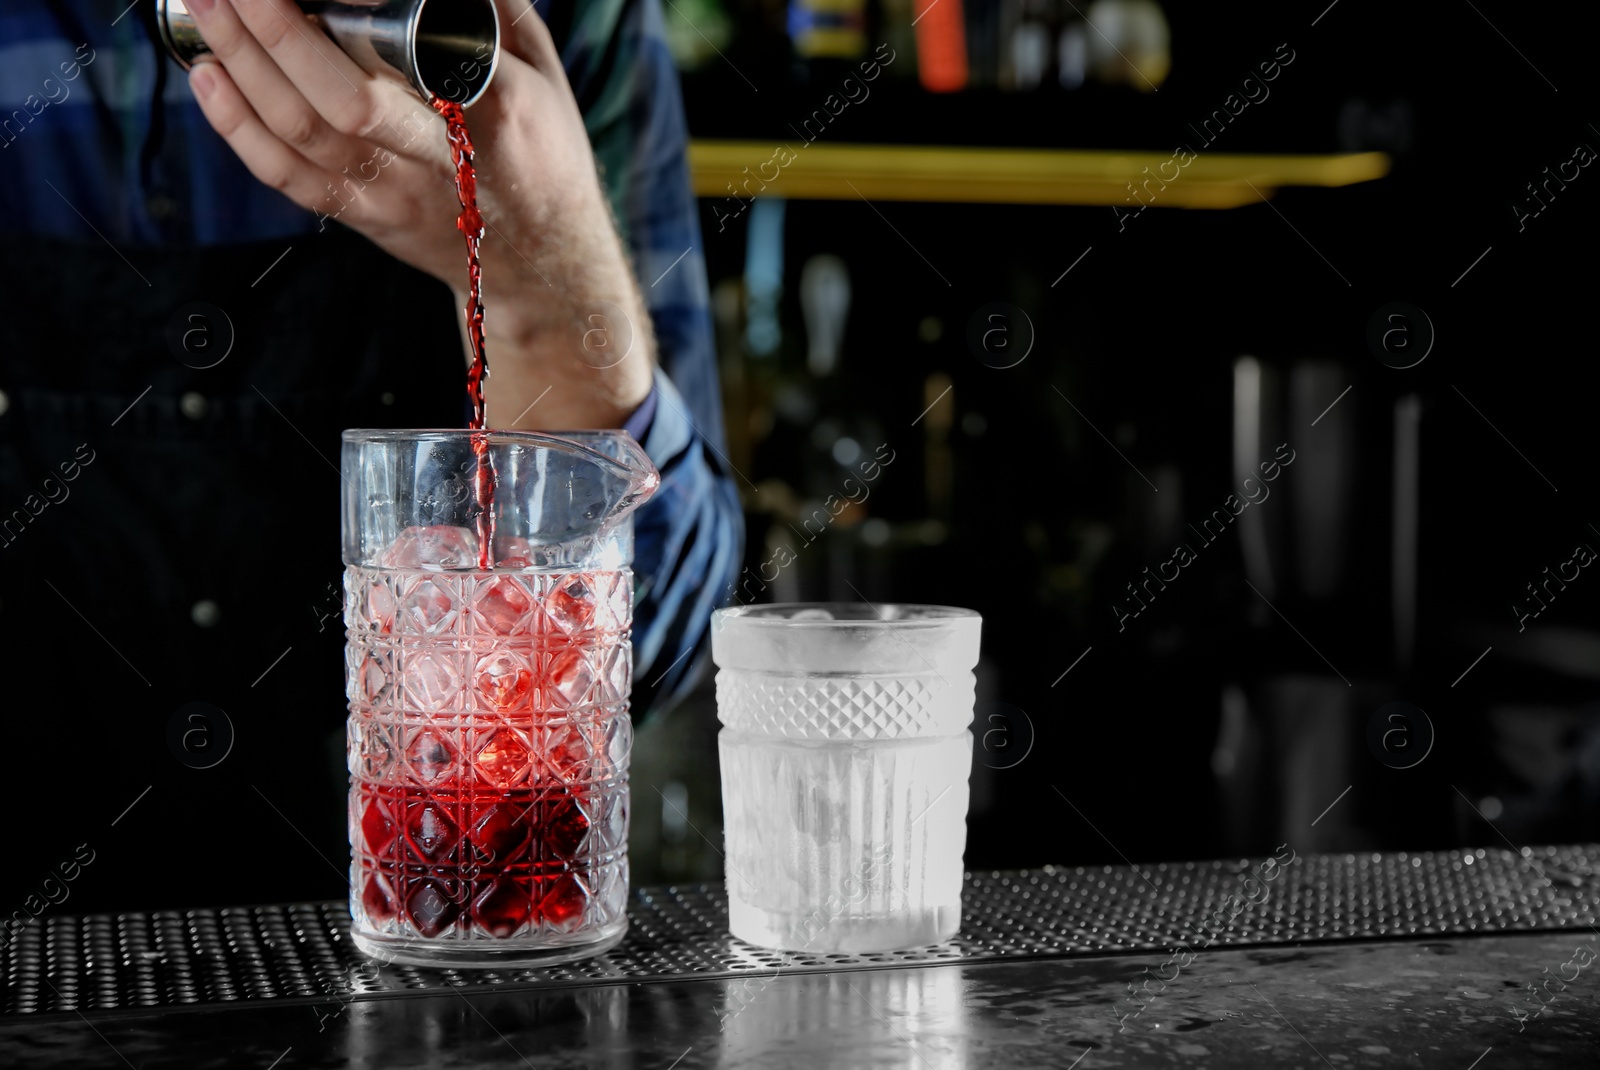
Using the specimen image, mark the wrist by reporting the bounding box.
[473,285,655,430]
[464,183,655,428]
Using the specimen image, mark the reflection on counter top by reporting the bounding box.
[3,935,1599,1067]
[3,847,1598,1066]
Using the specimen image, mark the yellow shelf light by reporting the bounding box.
[688,141,1391,208]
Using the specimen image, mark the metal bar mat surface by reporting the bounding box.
[4,845,1596,1017]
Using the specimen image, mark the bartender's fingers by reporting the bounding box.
[188,62,343,217]
[185,0,348,168]
[474,0,589,165]
[217,0,438,160]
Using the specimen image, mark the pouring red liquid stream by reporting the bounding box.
[350,103,607,941]
[434,98,495,569]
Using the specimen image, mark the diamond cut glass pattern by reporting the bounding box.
[475,728,532,788]
[473,575,535,636]
[716,673,971,739]
[341,429,658,967]
[712,604,982,953]
[346,565,636,962]
[399,576,457,635]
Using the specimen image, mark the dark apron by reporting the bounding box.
[0,230,463,912]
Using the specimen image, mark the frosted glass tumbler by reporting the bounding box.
[711,603,981,952]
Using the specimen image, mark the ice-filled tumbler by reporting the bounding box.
[712,603,981,952]
[342,429,658,967]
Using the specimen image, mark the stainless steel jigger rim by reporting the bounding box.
[155,1,188,71]
[404,0,502,107]
[156,0,501,108]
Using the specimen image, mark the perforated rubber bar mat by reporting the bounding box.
[5,845,1597,1017]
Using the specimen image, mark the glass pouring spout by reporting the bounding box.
[155,0,501,106]
[342,429,661,572]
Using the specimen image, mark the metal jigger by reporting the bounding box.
[156,0,501,107]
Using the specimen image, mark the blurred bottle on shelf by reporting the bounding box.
[880,0,919,77]
[800,254,851,377]
[996,0,1168,91]
[671,0,1169,93]
[1057,16,1087,89]
[921,371,956,523]
[1082,0,1169,90]
[662,0,736,71]
[913,0,969,91]
[789,0,869,58]
[999,0,1050,90]
[743,198,787,358]
[964,0,1002,87]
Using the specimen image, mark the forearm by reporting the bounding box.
[468,202,655,430]
[180,0,661,434]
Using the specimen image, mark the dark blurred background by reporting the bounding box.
[7,0,1597,918]
[629,0,1600,886]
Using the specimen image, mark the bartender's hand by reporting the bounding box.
[184,0,654,429]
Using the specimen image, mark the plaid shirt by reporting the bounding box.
[0,0,739,716]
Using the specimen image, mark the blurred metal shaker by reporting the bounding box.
[156,0,501,106]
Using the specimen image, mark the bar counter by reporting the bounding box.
[4,846,1598,1068]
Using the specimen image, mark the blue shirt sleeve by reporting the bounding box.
[619,382,659,441]
[2,0,743,720]
[628,370,743,720]
[584,0,742,720]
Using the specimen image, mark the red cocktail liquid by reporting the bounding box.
[357,778,598,937]
[434,98,495,570]
[435,98,489,428]
[350,557,634,942]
